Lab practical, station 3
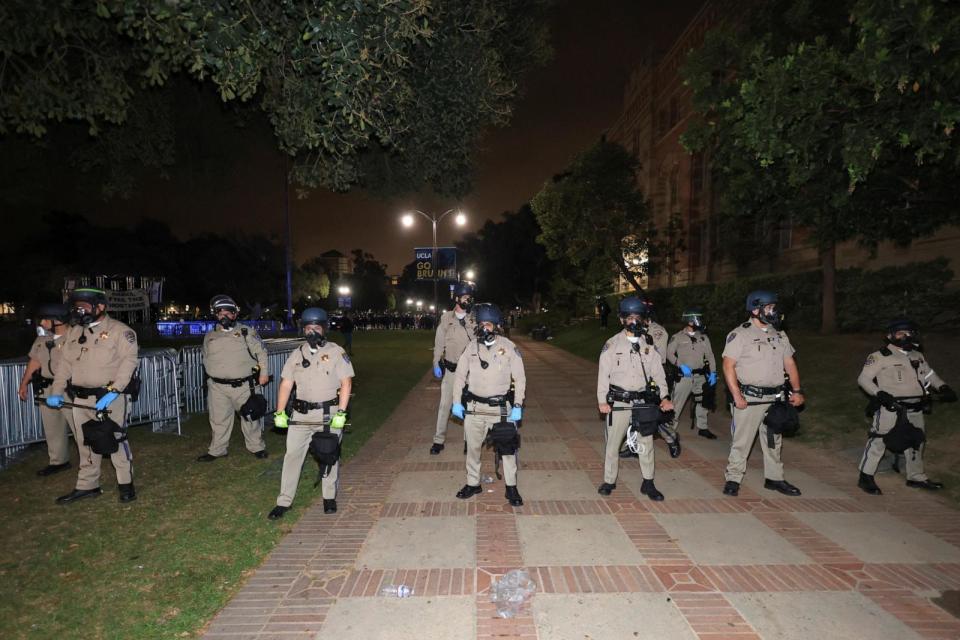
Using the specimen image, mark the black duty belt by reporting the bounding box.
[292,397,339,414]
[440,358,458,373]
[607,385,645,402]
[32,374,54,390]
[464,391,508,407]
[208,373,256,388]
[893,396,928,412]
[739,384,783,398]
[66,383,108,399]
[689,367,708,375]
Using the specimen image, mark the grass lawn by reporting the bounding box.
[543,320,960,501]
[0,330,433,640]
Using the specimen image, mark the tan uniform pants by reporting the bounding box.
[38,396,71,465]
[464,402,517,486]
[207,382,265,456]
[664,375,709,440]
[859,408,927,481]
[277,408,341,506]
[66,395,132,490]
[434,370,459,445]
[725,394,783,483]
[605,401,655,483]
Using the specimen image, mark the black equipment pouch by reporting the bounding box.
[31,370,54,391]
[81,417,124,455]
[879,409,926,454]
[700,382,717,411]
[763,401,800,448]
[309,428,342,485]
[240,393,268,421]
[488,421,520,456]
[630,403,661,437]
[441,359,457,373]
[122,373,142,402]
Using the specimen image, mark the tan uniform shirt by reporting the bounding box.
[647,320,668,363]
[51,316,139,394]
[597,331,669,404]
[434,309,477,367]
[666,329,717,371]
[27,334,66,379]
[281,342,355,402]
[202,323,269,379]
[452,336,526,405]
[858,347,944,398]
[721,321,794,387]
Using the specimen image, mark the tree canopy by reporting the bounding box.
[682,0,960,331]
[1,0,551,196]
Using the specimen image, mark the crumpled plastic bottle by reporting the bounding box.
[381,584,413,598]
[490,569,537,618]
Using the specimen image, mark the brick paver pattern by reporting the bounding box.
[203,337,960,640]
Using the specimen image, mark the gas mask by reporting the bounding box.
[70,307,98,326]
[756,306,783,330]
[888,332,920,351]
[624,320,643,336]
[218,316,236,330]
[36,326,49,337]
[687,316,705,331]
[305,330,326,349]
[477,326,496,346]
[458,297,473,313]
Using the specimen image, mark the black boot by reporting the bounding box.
[858,472,882,495]
[323,499,338,513]
[56,488,102,504]
[764,479,802,496]
[253,450,269,459]
[196,453,227,462]
[430,443,444,455]
[597,482,616,496]
[505,486,523,507]
[456,484,482,499]
[668,438,681,458]
[697,429,718,440]
[640,479,664,501]
[118,482,137,503]
[906,479,944,490]
[37,462,71,476]
[722,481,740,496]
[268,505,289,520]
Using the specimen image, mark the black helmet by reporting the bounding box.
[886,317,918,334]
[454,281,475,297]
[300,307,328,326]
[474,303,502,326]
[745,290,778,312]
[618,296,651,317]
[68,288,108,308]
[209,294,239,314]
[35,303,69,321]
[886,317,920,350]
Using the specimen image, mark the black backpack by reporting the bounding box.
[881,409,926,454]
[309,430,341,484]
[763,402,800,447]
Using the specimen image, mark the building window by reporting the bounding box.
[778,218,793,251]
[690,152,704,213]
[669,166,680,213]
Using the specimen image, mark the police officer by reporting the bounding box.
[197,295,269,462]
[46,288,139,504]
[429,282,477,455]
[268,308,354,519]
[856,318,956,494]
[619,297,668,459]
[18,303,72,476]
[722,290,804,497]
[451,303,526,507]
[665,307,719,445]
[598,297,674,501]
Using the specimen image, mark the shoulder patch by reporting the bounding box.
[342,353,351,364]
[864,354,876,367]
[600,343,609,354]
[124,330,137,344]
[726,332,737,344]
[514,347,522,358]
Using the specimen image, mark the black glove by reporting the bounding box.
[876,390,897,411]
[938,385,958,403]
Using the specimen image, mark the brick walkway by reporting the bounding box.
[203,337,960,640]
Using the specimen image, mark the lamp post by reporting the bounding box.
[401,208,467,310]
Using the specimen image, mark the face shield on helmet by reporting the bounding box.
[682,309,705,331]
[886,319,920,351]
[210,295,239,329]
[68,289,107,326]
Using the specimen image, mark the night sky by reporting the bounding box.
[8,0,703,273]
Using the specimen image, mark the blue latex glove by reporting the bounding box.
[707,372,718,386]
[451,403,465,419]
[433,364,443,379]
[679,364,693,377]
[509,406,523,422]
[95,391,119,411]
[45,395,64,408]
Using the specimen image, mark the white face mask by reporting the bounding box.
[37,326,48,337]
[455,311,466,320]
[627,336,640,344]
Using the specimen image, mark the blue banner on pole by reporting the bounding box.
[414,247,458,281]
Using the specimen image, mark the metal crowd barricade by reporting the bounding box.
[0,348,182,467]
[178,339,303,415]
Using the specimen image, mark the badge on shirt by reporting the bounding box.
[321,354,329,362]
[99,331,110,340]
[498,348,506,356]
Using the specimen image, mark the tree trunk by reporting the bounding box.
[820,243,837,334]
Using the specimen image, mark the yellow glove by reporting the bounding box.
[273,411,288,430]
[330,410,347,431]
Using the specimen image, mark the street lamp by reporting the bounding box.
[400,208,467,308]
[338,286,351,295]
[465,269,476,281]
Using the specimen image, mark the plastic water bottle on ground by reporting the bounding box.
[481,474,495,484]
[381,584,413,598]
[490,569,536,618]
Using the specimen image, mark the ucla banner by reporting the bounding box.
[415,247,458,281]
